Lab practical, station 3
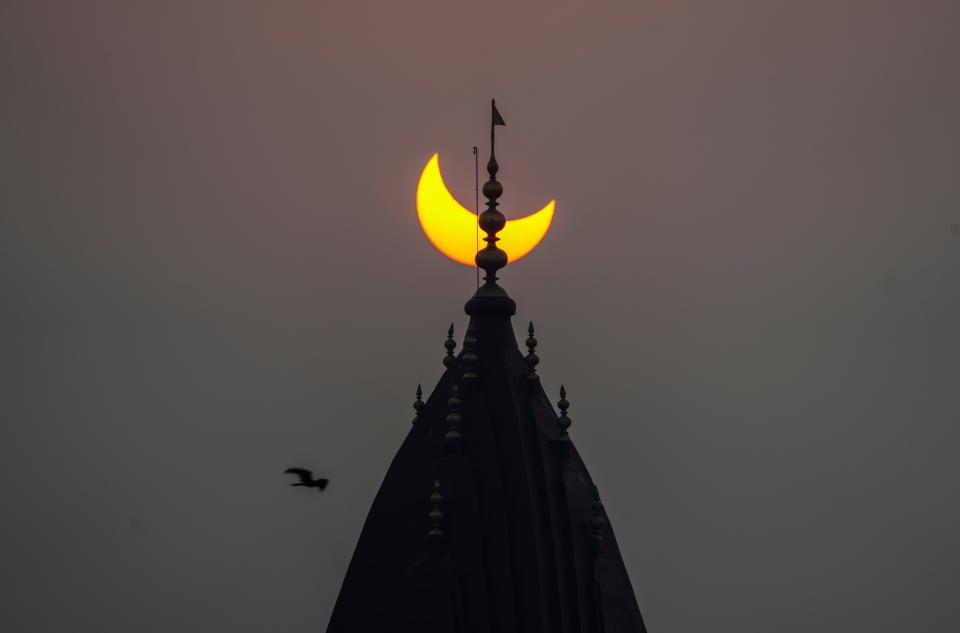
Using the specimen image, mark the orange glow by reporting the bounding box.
[416,153,555,266]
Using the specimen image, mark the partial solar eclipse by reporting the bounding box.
[416,153,554,266]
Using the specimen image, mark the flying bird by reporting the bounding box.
[284,468,329,491]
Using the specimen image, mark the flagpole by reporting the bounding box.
[473,145,479,292]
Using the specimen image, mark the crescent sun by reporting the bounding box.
[416,153,555,266]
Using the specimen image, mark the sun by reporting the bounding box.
[416,153,554,266]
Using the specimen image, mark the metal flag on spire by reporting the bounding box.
[491,99,506,150]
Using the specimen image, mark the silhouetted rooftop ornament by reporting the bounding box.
[524,321,540,387]
[411,384,424,425]
[443,383,463,452]
[557,384,572,449]
[591,485,606,559]
[427,477,446,549]
[465,100,515,318]
[461,323,479,389]
[442,323,457,368]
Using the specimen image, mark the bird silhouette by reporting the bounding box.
[284,468,329,491]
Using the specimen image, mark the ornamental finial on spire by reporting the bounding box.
[411,384,424,425]
[443,383,463,452]
[443,323,457,369]
[427,477,446,549]
[477,100,507,283]
[461,323,479,390]
[466,100,516,317]
[555,384,573,457]
[524,321,540,387]
[591,485,606,558]
[557,385,572,439]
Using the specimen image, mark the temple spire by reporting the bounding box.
[325,102,650,633]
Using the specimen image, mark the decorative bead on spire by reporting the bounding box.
[443,383,463,452]
[427,477,445,549]
[524,321,540,386]
[411,384,424,425]
[461,323,479,390]
[443,323,457,369]
[591,485,605,558]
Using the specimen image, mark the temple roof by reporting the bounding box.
[326,102,647,633]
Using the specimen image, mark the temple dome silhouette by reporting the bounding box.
[326,102,648,633]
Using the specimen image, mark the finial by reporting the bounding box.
[411,384,424,425]
[461,323,479,390]
[443,383,463,452]
[427,477,445,548]
[557,384,572,440]
[443,323,457,369]
[553,384,572,458]
[477,100,507,284]
[591,485,605,558]
[524,321,540,386]
[465,100,515,317]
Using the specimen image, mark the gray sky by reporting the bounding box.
[2,1,959,631]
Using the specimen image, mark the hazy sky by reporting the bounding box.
[2,1,959,632]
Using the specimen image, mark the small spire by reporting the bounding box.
[427,477,445,548]
[443,383,463,452]
[557,384,572,440]
[591,485,605,558]
[554,384,572,458]
[524,321,540,386]
[411,384,424,425]
[461,323,479,389]
[443,323,457,369]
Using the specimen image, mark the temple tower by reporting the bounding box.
[326,102,648,633]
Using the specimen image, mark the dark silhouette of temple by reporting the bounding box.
[326,103,648,633]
